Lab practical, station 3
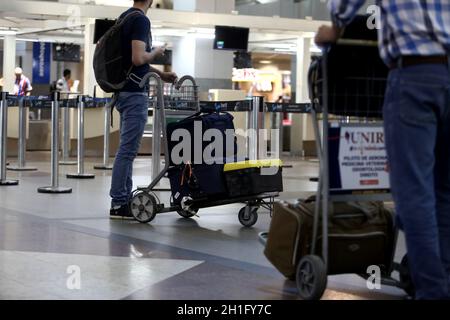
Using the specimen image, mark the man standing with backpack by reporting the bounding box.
[108,0,177,218]
[316,0,450,299]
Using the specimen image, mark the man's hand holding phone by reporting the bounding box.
[152,45,166,58]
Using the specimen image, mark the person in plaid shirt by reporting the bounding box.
[316,1,450,299]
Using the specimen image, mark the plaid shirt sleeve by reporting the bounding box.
[328,0,367,27]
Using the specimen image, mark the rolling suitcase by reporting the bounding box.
[264,198,395,279]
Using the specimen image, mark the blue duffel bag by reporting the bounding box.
[166,111,238,166]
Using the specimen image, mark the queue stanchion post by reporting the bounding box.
[0,92,19,186]
[277,112,284,155]
[246,103,251,160]
[249,96,263,161]
[7,97,37,171]
[269,105,284,157]
[59,97,76,165]
[67,96,95,179]
[38,92,72,194]
[94,102,113,170]
[151,100,161,182]
[257,97,265,158]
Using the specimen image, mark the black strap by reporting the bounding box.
[119,10,146,86]
[115,10,144,27]
[109,93,119,127]
[108,11,146,127]
[180,163,200,190]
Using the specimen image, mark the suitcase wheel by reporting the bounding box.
[238,206,258,228]
[296,255,327,300]
[130,191,158,224]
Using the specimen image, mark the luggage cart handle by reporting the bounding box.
[139,72,163,90]
[173,75,200,112]
[175,75,197,89]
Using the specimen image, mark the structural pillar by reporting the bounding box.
[2,35,16,93]
[291,36,313,156]
[3,35,16,162]
[83,19,97,96]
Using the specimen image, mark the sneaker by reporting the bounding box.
[110,204,134,220]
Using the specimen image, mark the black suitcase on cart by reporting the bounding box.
[168,162,228,206]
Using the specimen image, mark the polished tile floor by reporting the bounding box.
[0,153,407,300]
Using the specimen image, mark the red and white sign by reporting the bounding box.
[338,126,390,190]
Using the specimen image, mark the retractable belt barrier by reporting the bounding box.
[59,97,111,166]
[264,102,316,114]
[5,95,53,178]
[93,98,114,170]
[199,100,253,112]
[37,92,72,194]
[60,97,76,165]
[196,100,316,161]
[67,96,96,180]
[31,94,109,193]
[6,96,37,171]
[60,96,111,177]
[7,95,53,108]
[1,90,315,191]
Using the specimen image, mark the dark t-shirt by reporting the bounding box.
[120,7,152,92]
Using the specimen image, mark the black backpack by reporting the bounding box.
[93,11,143,93]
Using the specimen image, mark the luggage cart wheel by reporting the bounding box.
[177,208,199,219]
[129,191,158,224]
[238,206,258,228]
[399,254,416,298]
[296,255,327,300]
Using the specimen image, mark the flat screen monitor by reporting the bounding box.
[94,19,116,44]
[214,26,249,52]
[52,43,81,62]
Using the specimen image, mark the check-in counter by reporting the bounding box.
[6,106,27,156]
[6,100,122,158]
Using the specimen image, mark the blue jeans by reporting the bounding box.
[383,61,450,299]
[110,92,148,206]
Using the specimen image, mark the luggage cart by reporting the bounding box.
[129,73,280,228]
[291,38,414,300]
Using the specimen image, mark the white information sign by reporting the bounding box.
[338,125,390,190]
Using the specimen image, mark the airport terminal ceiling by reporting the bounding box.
[0,0,327,50]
